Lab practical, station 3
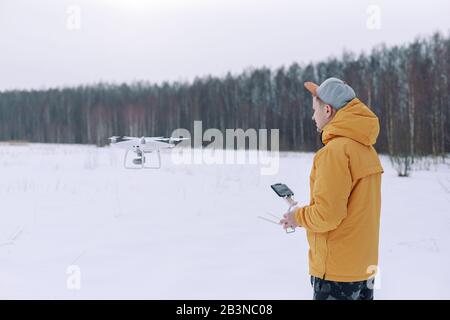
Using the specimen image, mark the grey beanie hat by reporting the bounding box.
[304,77,356,110]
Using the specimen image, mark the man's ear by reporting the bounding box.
[325,105,336,119]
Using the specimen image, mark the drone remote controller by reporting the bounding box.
[270,183,298,233]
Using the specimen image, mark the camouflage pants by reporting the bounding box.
[310,276,375,300]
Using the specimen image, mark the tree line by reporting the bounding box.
[0,32,448,162]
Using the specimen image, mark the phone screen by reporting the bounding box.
[271,183,294,197]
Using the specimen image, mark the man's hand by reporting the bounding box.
[279,206,300,231]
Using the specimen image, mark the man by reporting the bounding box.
[279,77,384,300]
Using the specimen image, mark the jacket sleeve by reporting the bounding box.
[294,147,352,233]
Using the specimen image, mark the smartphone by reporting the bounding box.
[270,183,294,198]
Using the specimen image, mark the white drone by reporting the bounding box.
[108,136,190,169]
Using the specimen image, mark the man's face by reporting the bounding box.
[312,97,334,132]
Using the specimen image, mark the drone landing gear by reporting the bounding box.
[124,149,161,169]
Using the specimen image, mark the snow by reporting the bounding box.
[0,142,449,299]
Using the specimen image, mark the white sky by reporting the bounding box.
[0,0,449,91]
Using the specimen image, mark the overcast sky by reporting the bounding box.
[0,0,449,91]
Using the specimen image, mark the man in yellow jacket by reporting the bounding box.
[279,77,384,300]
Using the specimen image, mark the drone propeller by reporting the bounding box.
[109,136,190,146]
[154,137,190,143]
[108,136,135,143]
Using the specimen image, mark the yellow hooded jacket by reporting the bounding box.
[295,98,384,282]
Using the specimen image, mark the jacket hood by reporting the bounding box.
[321,98,380,146]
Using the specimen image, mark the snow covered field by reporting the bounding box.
[0,143,448,299]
